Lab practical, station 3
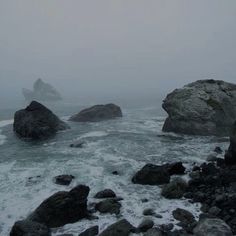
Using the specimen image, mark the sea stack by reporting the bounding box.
[162,79,236,136]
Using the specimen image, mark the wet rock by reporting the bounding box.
[172,208,195,225]
[132,164,170,185]
[95,199,121,215]
[144,228,164,236]
[70,141,85,148]
[164,162,186,175]
[99,219,135,236]
[54,175,75,186]
[159,223,174,232]
[14,101,69,140]
[162,79,236,136]
[143,208,156,216]
[28,185,89,227]
[225,121,236,165]
[208,206,221,216]
[137,219,154,232]
[193,218,233,236]
[214,146,223,154]
[161,178,188,199]
[94,189,116,199]
[70,104,122,122]
[79,225,99,236]
[10,220,51,236]
[112,171,119,175]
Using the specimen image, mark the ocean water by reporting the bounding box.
[0,105,229,235]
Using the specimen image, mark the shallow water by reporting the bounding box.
[0,106,229,235]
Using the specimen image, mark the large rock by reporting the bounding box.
[22,78,62,102]
[69,104,122,122]
[132,164,170,185]
[28,185,89,228]
[99,219,135,236]
[225,121,236,165]
[10,220,51,236]
[13,101,69,140]
[193,218,233,236]
[162,79,236,136]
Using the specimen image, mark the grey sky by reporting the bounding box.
[0,0,236,107]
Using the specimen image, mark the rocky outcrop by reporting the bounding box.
[69,104,122,122]
[162,79,236,136]
[22,78,62,102]
[225,121,236,165]
[193,218,233,236]
[10,220,51,236]
[13,101,69,140]
[28,185,90,228]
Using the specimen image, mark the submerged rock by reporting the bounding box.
[132,164,170,185]
[225,121,236,165]
[54,174,75,186]
[193,218,233,236]
[95,199,121,215]
[13,101,69,140]
[162,79,236,136]
[28,185,89,228]
[99,219,135,236]
[94,189,116,199]
[69,104,122,122]
[137,219,154,232]
[79,225,99,236]
[22,78,62,102]
[10,220,51,236]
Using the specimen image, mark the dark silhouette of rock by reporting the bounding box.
[95,199,121,215]
[163,162,186,175]
[162,79,236,136]
[79,225,99,236]
[172,208,195,225]
[13,101,69,140]
[225,121,236,165]
[94,189,116,199]
[69,104,122,122]
[22,78,62,102]
[54,175,75,186]
[28,185,89,228]
[137,219,154,232]
[10,220,51,236]
[99,219,135,236]
[132,164,170,185]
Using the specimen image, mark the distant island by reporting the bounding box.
[22,78,62,102]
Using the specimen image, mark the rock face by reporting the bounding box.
[162,79,236,136]
[193,218,233,236]
[22,78,62,102]
[10,220,51,236]
[132,164,170,185]
[69,104,122,122]
[13,101,69,140]
[225,121,236,165]
[28,185,90,228]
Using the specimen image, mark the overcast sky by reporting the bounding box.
[0,0,236,107]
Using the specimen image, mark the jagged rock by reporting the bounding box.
[225,121,236,165]
[28,185,89,227]
[54,175,75,186]
[94,189,116,199]
[22,78,62,102]
[10,220,51,236]
[99,219,135,236]
[162,79,236,136]
[13,101,69,140]
[193,218,233,236]
[79,226,99,236]
[161,178,188,199]
[95,199,121,215]
[132,164,170,185]
[69,104,122,122]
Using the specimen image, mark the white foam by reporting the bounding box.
[79,131,109,139]
[0,119,13,145]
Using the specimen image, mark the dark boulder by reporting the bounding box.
[95,199,121,215]
[10,220,51,236]
[99,219,135,236]
[13,101,69,140]
[94,189,116,199]
[54,175,75,186]
[163,162,186,175]
[132,164,170,185]
[69,104,122,122]
[225,121,236,165]
[137,219,154,233]
[79,225,99,236]
[172,208,195,225]
[28,185,89,228]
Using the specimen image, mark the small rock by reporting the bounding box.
[164,162,186,175]
[143,208,156,216]
[94,189,116,199]
[54,175,74,186]
[159,223,174,232]
[79,225,99,236]
[214,146,223,154]
[70,141,85,148]
[112,171,119,175]
[137,219,154,232]
[95,199,121,215]
[172,208,195,225]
